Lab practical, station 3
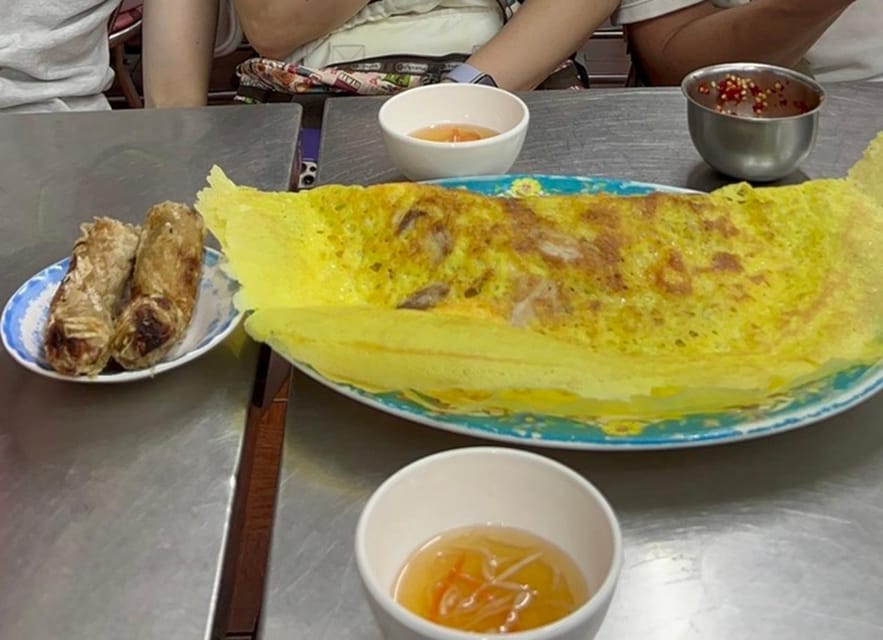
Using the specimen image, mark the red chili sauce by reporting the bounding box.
[696,74,812,117]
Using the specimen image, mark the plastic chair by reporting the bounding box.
[587,25,633,87]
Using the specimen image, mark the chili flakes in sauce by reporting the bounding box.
[697,74,810,117]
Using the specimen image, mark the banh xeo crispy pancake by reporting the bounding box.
[196,133,883,420]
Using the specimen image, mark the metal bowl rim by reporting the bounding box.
[681,62,826,123]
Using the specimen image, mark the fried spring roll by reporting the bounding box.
[111,202,206,369]
[44,218,141,375]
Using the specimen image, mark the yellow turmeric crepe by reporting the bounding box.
[196,133,883,420]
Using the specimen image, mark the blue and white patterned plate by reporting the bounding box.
[1,248,243,383]
[284,174,882,450]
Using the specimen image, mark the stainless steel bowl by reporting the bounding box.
[682,63,825,182]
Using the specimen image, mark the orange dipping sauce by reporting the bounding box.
[393,525,589,634]
[410,123,499,143]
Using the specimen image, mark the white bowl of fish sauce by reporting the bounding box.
[378,83,530,181]
[355,447,622,640]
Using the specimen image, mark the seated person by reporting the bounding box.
[231,0,620,93]
[142,0,617,189]
[0,0,121,113]
[614,0,883,85]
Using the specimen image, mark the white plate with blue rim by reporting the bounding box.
[1,247,243,383]
[282,174,883,450]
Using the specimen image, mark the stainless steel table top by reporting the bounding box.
[0,104,301,640]
[261,86,883,640]
[316,84,881,189]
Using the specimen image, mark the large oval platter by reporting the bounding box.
[286,174,882,450]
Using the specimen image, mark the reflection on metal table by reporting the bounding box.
[260,86,883,640]
[0,104,301,640]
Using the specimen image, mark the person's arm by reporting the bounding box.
[233,0,369,60]
[142,0,219,107]
[627,0,855,86]
[465,0,620,91]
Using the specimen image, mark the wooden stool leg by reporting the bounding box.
[112,44,143,108]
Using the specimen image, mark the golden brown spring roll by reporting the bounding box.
[44,218,141,376]
[111,202,206,369]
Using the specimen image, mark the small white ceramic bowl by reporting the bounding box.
[377,83,530,181]
[355,446,622,640]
